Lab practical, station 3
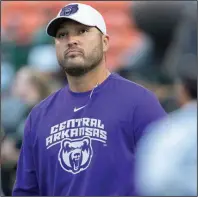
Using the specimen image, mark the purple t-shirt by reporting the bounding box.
[13,73,166,196]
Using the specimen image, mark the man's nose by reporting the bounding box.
[67,35,79,47]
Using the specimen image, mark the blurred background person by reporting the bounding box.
[1,67,53,196]
[134,2,197,196]
[12,67,52,107]
[118,1,188,113]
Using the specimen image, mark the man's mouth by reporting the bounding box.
[67,51,82,55]
[65,49,83,57]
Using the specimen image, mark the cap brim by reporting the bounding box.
[46,16,95,37]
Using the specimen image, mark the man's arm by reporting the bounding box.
[133,89,167,146]
[12,114,39,196]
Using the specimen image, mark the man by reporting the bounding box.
[135,4,197,195]
[12,3,166,196]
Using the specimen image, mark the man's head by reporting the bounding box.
[46,3,109,77]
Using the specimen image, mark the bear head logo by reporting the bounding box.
[58,137,93,174]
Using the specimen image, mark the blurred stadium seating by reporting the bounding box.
[2,1,141,70]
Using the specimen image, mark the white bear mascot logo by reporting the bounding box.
[58,137,93,174]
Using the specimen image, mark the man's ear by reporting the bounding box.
[102,35,110,53]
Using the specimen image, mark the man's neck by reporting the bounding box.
[66,65,110,93]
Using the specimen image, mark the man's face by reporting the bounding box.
[54,20,109,77]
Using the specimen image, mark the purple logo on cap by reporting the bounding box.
[60,4,79,16]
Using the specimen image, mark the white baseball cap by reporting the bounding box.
[46,3,107,37]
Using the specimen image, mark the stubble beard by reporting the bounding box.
[59,48,104,77]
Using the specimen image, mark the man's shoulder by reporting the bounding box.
[111,73,156,99]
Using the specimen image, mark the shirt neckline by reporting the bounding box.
[66,73,113,97]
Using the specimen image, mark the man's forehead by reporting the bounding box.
[58,20,91,29]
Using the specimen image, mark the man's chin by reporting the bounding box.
[64,66,88,77]
[66,57,84,66]
[62,59,99,77]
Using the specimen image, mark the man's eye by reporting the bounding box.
[79,29,89,34]
[57,33,67,38]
